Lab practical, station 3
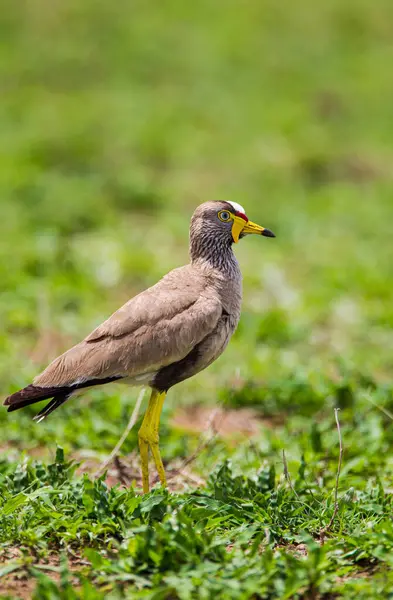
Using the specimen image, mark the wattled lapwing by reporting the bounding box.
[4,201,275,492]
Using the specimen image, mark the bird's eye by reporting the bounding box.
[218,210,231,222]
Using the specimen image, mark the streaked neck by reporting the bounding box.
[190,236,240,277]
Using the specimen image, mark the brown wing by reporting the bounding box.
[86,277,203,342]
[34,267,222,388]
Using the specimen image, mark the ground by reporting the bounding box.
[1,0,393,598]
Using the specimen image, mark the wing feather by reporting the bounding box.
[35,267,222,388]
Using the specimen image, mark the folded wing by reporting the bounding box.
[34,268,222,388]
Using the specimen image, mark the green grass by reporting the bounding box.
[1,0,393,597]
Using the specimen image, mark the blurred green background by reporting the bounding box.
[1,0,393,450]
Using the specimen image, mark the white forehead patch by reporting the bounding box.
[227,201,246,214]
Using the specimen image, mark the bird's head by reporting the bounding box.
[190,201,275,249]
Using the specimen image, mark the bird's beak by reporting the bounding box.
[232,216,276,243]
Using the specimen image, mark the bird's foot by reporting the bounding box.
[138,388,167,493]
[138,428,167,493]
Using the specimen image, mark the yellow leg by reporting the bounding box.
[138,389,167,493]
[138,436,150,494]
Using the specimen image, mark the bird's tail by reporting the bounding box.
[4,384,72,422]
[4,375,123,422]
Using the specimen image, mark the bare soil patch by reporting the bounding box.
[172,405,278,437]
[0,551,84,600]
[76,452,205,492]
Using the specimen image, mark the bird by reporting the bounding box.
[4,201,275,493]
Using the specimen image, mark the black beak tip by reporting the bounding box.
[262,228,276,238]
